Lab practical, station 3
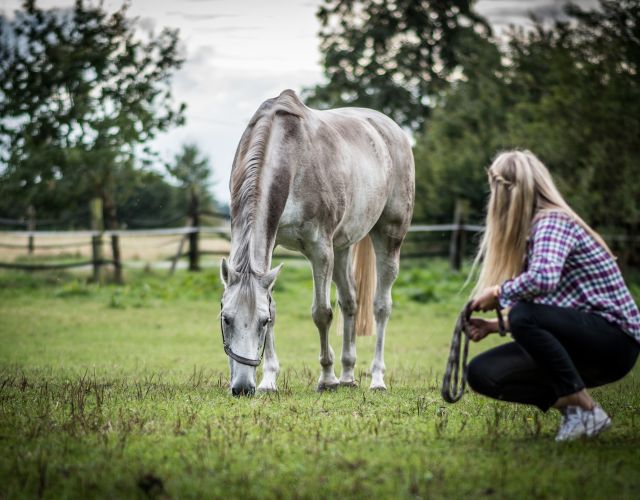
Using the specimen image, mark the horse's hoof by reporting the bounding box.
[369,383,387,391]
[257,385,278,393]
[317,382,339,392]
[339,380,358,388]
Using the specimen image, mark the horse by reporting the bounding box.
[219,89,415,395]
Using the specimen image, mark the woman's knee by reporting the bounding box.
[508,301,537,337]
[467,355,495,396]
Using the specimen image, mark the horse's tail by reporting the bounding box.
[353,235,376,336]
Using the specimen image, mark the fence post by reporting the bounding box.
[188,192,200,272]
[449,199,469,271]
[169,217,191,276]
[27,205,36,254]
[90,198,104,283]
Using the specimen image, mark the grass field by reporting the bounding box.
[1,260,639,499]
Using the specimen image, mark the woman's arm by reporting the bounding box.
[499,213,578,308]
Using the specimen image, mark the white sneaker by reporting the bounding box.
[555,404,611,442]
[583,404,612,437]
[555,406,586,442]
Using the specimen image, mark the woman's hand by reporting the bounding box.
[471,286,500,312]
[468,318,498,342]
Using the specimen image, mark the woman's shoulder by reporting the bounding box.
[531,210,576,234]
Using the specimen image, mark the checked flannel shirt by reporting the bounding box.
[498,211,640,344]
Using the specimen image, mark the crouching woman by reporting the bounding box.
[467,150,640,441]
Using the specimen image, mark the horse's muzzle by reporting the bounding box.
[231,383,256,397]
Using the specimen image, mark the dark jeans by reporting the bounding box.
[467,302,640,411]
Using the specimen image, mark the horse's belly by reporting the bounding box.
[332,162,390,248]
[276,169,389,252]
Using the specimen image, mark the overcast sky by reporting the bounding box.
[1,0,599,204]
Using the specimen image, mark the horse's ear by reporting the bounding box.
[220,258,234,287]
[260,263,283,290]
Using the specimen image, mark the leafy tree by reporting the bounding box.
[0,0,185,281]
[305,0,490,131]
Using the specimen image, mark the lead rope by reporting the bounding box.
[441,301,507,403]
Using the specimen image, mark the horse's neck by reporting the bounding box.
[230,160,292,274]
[229,223,273,276]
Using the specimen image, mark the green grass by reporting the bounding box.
[1,261,639,499]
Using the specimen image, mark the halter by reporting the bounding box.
[220,294,272,367]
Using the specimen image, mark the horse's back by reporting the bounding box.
[323,107,415,238]
[270,93,414,250]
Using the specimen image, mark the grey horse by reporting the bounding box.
[220,89,415,395]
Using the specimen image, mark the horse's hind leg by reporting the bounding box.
[368,231,403,390]
[308,242,340,391]
[333,247,357,386]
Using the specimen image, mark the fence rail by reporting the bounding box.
[4,220,636,276]
[0,223,479,274]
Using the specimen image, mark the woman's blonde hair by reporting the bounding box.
[471,150,613,297]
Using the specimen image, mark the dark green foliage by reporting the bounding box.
[305,0,490,131]
[116,171,187,228]
[413,34,508,223]
[412,1,640,263]
[166,143,214,202]
[504,0,640,259]
[165,143,219,221]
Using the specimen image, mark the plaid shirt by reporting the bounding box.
[499,211,640,343]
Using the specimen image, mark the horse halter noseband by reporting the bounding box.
[220,294,272,367]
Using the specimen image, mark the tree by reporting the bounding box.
[166,143,216,271]
[0,0,185,281]
[166,144,215,215]
[305,0,490,131]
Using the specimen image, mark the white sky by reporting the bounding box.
[0,0,599,205]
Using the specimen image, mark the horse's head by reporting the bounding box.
[219,258,282,396]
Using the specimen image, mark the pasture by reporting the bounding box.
[1,260,639,499]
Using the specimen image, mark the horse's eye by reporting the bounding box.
[261,318,271,328]
[222,315,232,326]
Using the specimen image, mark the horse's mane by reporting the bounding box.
[230,89,305,276]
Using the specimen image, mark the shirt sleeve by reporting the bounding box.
[499,213,578,308]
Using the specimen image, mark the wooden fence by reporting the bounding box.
[0,221,482,277]
[3,199,638,277]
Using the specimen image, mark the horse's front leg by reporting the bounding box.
[257,322,279,392]
[309,243,339,391]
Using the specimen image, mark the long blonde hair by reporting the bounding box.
[471,150,613,297]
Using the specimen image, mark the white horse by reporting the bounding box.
[220,89,414,395]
